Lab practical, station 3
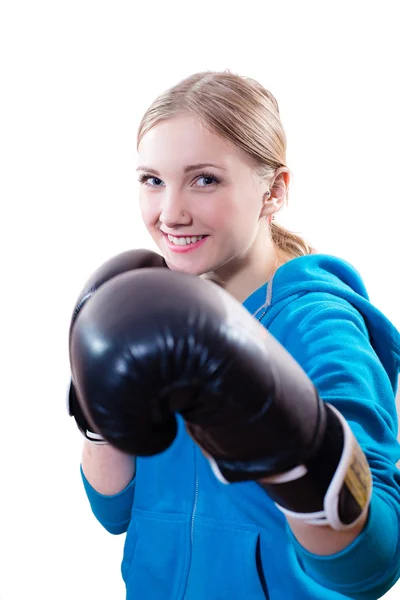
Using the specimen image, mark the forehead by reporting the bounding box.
[137,115,251,171]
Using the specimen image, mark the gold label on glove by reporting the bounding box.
[344,440,372,509]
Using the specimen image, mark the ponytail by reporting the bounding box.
[270,222,315,259]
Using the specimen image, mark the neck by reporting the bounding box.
[203,229,283,303]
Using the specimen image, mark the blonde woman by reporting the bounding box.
[69,71,400,599]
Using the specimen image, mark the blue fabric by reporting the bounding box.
[81,253,400,599]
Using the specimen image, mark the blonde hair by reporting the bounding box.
[137,70,314,261]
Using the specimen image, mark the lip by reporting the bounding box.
[162,232,208,253]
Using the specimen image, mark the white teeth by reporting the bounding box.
[168,234,205,246]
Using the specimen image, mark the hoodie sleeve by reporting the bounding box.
[80,465,135,535]
[272,293,400,599]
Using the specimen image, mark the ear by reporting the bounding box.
[260,167,291,219]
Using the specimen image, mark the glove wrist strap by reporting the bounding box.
[261,404,372,531]
[209,404,372,531]
[80,429,109,445]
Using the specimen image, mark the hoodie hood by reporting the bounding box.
[243,253,400,394]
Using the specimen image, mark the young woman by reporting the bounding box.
[68,71,400,599]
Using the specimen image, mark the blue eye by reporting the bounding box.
[196,173,220,187]
[138,172,221,188]
[138,175,164,187]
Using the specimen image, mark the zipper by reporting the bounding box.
[183,444,199,599]
[253,273,275,323]
[190,472,199,544]
[256,307,268,323]
[183,275,274,598]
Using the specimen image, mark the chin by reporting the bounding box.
[165,262,204,276]
[163,257,210,277]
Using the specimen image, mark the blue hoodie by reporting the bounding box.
[81,254,400,599]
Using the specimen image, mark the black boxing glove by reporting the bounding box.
[69,268,372,530]
[67,248,167,443]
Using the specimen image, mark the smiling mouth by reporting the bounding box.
[166,234,208,247]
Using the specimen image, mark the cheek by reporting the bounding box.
[200,195,233,228]
[210,196,254,235]
[139,196,158,229]
[217,200,261,249]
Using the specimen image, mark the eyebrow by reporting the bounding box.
[136,162,227,175]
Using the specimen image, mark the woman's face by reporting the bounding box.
[137,115,269,278]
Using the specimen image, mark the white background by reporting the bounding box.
[0,1,399,598]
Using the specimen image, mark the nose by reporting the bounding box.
[159,191,192,227]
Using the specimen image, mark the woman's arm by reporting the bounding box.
[269,293,400,595]
[82,441,136,495]
[284,511,368,555]
[80,442,136,535]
